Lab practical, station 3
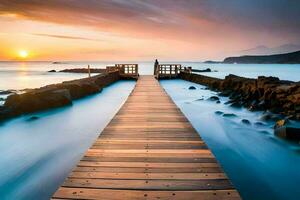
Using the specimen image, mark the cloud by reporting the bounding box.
[0,0,299,38]
[31,33,102,42]
[1,0,300,60]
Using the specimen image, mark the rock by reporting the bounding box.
[274,126,300,140]
[274,119,289,129]
[188,86,196,90]
[48,70,56,72]
[259,130,271,134]
[241,119,251,125]
[0,71,120,121]
[254,122,267,126]
[215,111,223,115]
[260,113,283,122]
[27,116,39,121]
[223,113,237,118]
[0,90,15,95]
[219,91,231,97]
[249,100,265,111]
[195,98,204,101]
[216,100,221,104]
[179,71,300,119]
[208,96,219,101]
[230,102,242,108]
[4,88,73,115]
[191,68,212,73]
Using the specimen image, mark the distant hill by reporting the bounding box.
[240,44,300,55]
[223,50,300,64]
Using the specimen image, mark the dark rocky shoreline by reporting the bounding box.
[0,71,120,121]
[180,71,300,121]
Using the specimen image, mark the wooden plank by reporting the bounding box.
[81,156,216,163]
[77,161,220,168]
[53,188,240,200]
[62,179,234,190]
[73,167,224,173]
[69,172,227,180]
[52,75,240,199]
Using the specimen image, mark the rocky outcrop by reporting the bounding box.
[59,68,107,73]
[0,71,120,121]
[180,72,300,120]
[191,68,212,73]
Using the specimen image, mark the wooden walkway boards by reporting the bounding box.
[52,75,241,200]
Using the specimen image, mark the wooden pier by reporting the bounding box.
[52,75,240,200]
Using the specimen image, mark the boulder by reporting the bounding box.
[230,101,242,108]
[27,116,39,121]
[48,70,56,72]
[188,86,196,90]
[179,71,300,120]
[274,119,289,129]
[0,71,120,121]
[274,126,300,140]
[0,90,16,95]
[215,111,223,115]
[241,119,251,125]
[254,122,266,126]
[223,113,237,118]
[260,113,283,122]
[4,88,72,115]
[208,96,219,101]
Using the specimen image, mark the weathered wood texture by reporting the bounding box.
[53,75,240,200]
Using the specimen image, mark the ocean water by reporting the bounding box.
[160,79,300,200]
[0,80,135,200]
[0,61,299,199]
[0,61,299,91]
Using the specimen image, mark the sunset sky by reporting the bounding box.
[0,0,299,61]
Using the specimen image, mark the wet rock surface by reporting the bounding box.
[241,119,251,125]
[273,119,300,140]
[180,72,300,120]
[275,126,300,140]
[223,113,237,118]
[191,68,212,73]
[27,116,40,121]
[0,71,120,121]
[0,90,16,95]
[208,96,219,101]
[215,111,223,115]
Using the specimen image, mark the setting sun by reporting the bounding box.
[18,50,29,59]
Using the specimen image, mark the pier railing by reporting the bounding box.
[106,65,119,72]
[106,64,139,79]
[155,64,182,79]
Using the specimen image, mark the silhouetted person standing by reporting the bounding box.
[154,59,159,75]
